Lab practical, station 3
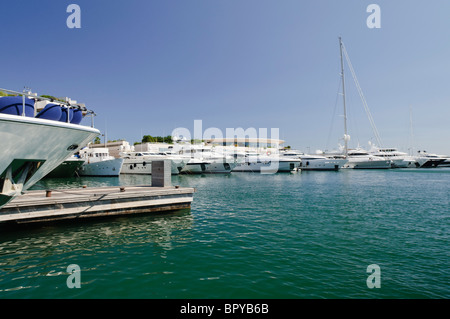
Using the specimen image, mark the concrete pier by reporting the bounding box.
[0,185,195,225]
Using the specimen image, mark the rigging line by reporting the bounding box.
[326,75,343,151]
[341,42,383,148]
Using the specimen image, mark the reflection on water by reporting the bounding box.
[4,168,450,298]
[0,208,193,296]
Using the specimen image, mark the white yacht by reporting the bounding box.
[177,146,236,174]
[282,150,348,171]
[77,147,124,176]
[344,148,392,169]
[0,88,100,207]
[368,145,420,168]
[120,151,186,175]
[232,152,301,173]
[416,151,448,168]
[301,154,347,171]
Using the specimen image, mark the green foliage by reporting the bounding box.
[40,95,65,102]
[0,91,16,97]
[141,135,173,144]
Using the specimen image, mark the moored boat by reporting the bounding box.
[232,151,300,173]
[344,148,392,169]
[368,145,419,168]
[416,151,447,168]
[120,151,186,175]
[77,147,124,177]
[282,150,347,171]
[0,88,100,207]
[44,155,85,178]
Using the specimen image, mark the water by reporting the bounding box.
[0,169,448,299]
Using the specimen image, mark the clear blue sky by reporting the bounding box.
[2,0,450,154]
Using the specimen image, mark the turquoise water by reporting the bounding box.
[0,169,448,298]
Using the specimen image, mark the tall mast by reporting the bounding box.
[409,106,415,156]
[339,37,348,156]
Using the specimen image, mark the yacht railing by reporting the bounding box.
[0,87,96,126]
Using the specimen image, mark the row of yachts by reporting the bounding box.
[46,143,450,178]
[1,86,448,209]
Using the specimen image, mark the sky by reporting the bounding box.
[1,0,450,155]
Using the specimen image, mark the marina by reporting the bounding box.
[1,0,450,304]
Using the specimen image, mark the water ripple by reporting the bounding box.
[0,170,447,298]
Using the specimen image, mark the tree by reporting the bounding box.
[141,135,173,144]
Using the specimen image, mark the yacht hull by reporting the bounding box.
[121,158,184,175]
[44,158,85,178]
[233,160,300,173]
[78,158,124,177]
[0,113,99,207]
[344,158,392,169]
[420,159,446,168]
[300,159,348,171]
[181,160,235,174]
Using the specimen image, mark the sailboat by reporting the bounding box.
[336,37,392,169]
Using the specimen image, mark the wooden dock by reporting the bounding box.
[0,185,195,225]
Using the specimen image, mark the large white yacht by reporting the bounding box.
[0,88,100,207]
[232,151,301,173]
[344,148,392,169]
[416,151,448,168]
[77,147,124,176]
[368,145,421,168]
[282,150,348,171]
[177,145,237,174]
[120,151,186,175]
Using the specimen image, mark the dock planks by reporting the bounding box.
[0,185,195,224]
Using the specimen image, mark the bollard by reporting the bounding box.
[46,190,52,197]
[151,160,171,187]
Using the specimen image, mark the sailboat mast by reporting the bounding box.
[409,106,415,156]
[339,37,348,156]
